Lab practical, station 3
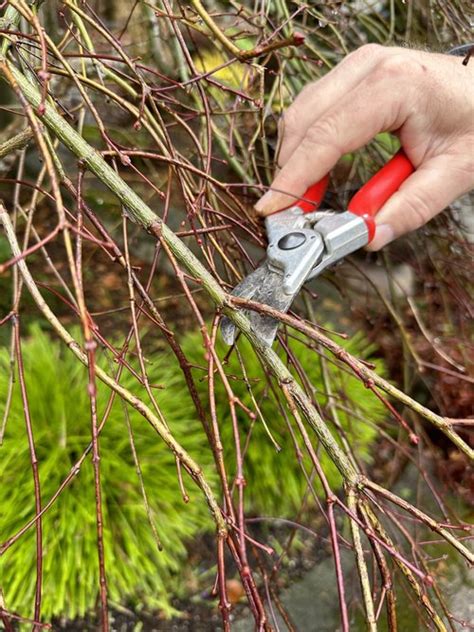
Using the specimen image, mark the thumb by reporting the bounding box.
[367,154,473,250]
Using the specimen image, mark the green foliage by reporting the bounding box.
[181,330,387,516]
[0,325,385,622]
[0,325,216,621]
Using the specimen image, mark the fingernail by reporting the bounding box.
[254,190,276,216]
[366,224,395,251]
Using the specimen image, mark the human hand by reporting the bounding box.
[254,45,474,250]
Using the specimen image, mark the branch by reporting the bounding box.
[229,296,473,460]
[0,128,33,159]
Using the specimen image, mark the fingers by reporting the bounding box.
[255,59,417,215]
[277,44,386,167]
[367,153,474,250]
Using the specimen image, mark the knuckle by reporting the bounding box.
[297,81,318,101]
[398,189,434,230]
[303,118,338,146]
[375,53,422,80]
[349,43,384,63]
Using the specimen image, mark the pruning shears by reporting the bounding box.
[221,150,414,346]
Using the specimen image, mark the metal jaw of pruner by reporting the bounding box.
[221,206,369,346]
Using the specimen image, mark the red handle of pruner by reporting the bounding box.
[295,174,330,213]
[347,149,415,242]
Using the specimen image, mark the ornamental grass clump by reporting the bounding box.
[0,325,217,621]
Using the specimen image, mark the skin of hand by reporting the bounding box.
[254,45,474,250]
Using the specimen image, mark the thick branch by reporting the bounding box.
[0,128,33,159]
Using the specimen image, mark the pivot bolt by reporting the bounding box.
[278,231,306,250]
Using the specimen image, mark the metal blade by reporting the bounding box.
[221,263,295,346]
[221,265,268,345]
[245,268,295,345]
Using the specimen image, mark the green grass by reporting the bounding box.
[0,325,217,621]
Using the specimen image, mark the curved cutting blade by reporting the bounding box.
[221,263,295,346]
[221,264,268,345]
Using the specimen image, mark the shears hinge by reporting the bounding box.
[306,211,369,280]
[264,208,369,295]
